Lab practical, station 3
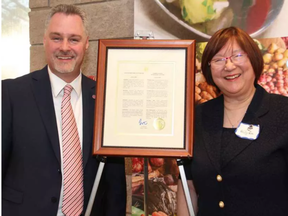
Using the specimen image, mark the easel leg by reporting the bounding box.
[177,159,195,216]
[144,158,149,216]
[85,157,106,216]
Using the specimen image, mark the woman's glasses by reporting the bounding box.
[209,53,247,67]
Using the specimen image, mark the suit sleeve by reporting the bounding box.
[2,80,13,178]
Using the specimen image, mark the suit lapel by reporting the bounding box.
[82,75,96,168]
[201,95,224,172]
[221,114,261,168]
[221,86,270,168]
[31,66,61,164]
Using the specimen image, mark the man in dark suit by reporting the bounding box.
[2,4,126,216]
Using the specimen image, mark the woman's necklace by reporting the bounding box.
[224,106,246,128]
[225,111,242,128]
[224,88,255,128]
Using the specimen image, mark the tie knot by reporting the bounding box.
[64,84,73,96]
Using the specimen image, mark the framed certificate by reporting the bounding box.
[93,39,195,157]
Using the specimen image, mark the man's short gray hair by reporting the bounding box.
[45,4,89,35]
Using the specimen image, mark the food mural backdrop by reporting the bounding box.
[131,1,288,215]
[131,36,288,216]
[156,0,277,37]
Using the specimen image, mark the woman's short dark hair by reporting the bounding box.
[201,27,263,88]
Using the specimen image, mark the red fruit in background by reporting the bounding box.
[132,157,144,173]
[258,75,267,84]
[88,76,96,81]
[132,163,143,173]
[148,162,153,173]
[281,37,288,49]
[149,158,164,167]
[152,211,168,216]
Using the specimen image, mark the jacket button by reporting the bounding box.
[216,175,223,182]
[57,169,61,173]
[51,197,57,203]
[219,201,224,208]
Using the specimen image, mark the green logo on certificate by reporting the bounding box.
[153,118,165,130]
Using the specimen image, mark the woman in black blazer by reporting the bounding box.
[177,27,288,216]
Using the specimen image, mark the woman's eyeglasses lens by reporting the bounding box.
[210,53,246,67]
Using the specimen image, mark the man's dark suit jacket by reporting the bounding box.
[185,85,288,216]
[2,66,127,216]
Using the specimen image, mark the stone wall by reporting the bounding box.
[29,0,134,77]
[29,1,134,215]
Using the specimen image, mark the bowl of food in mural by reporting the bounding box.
[154,0,284,39]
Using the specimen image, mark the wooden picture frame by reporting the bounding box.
[93,39,195,157]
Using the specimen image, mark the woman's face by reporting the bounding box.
[210,40,256,97]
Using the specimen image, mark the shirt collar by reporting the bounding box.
[48,66,82,97]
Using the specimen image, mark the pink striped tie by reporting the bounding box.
[61,84,84,216]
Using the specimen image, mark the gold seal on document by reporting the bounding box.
[153,118,165,130]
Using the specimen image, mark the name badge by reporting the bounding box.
[235,123,260,140]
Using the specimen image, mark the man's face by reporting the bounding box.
[43,13,89,82]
